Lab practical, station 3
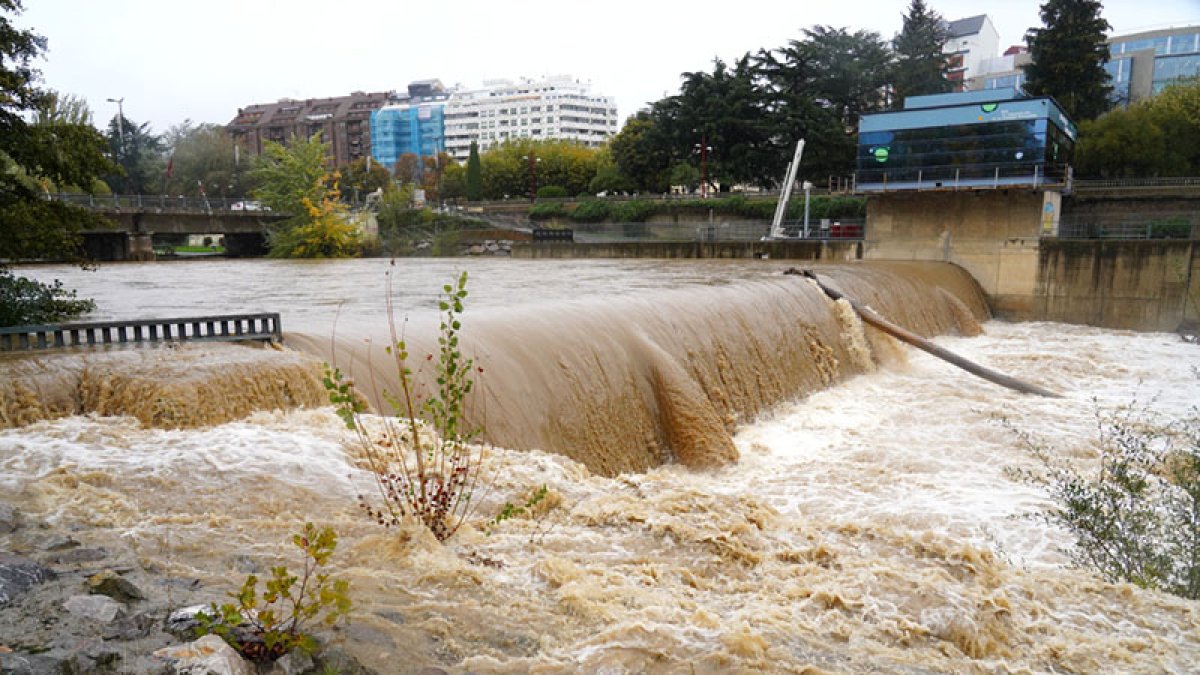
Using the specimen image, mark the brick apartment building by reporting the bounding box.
[227,91,391,166]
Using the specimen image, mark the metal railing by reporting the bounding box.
[45,193,274,213]
[1056,216,1196,240]
[562,219,866,243]
[1071,176,1200,191]
[0,313,283,352]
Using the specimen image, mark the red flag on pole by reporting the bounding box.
[166,156,174,179]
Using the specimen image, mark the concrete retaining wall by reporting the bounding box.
[511,240,862,260]
[1032,240,1199,331]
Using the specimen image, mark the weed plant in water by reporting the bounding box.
[1007,398,1200,599]
[325,270,490,541]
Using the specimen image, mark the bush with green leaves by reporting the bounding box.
[195,523,351,661]
[570,199,611,223]
[0,268,95,327]
[536,185,568,199]
[1008,401,1200,599]
[528,203,568,221]
[325,271,488,541]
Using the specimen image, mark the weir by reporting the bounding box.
[286,261,989,475]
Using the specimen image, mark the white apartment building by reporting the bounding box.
[943,15,1000,91]
[443,75,619,160]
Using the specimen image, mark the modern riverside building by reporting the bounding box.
[968,24,1200,106]
[443,75,619,160]
[855,88,1077,192]
[228,91,390,166]
[370,80,451,169]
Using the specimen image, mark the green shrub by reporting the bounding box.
[1007,401,1200,599]
[536,185,568,199]
[0,269,95,327]
[611,200,655,223]
[325,272,486,542]
[1148,216,1192,239]
[570,200,611,223]
[528,203,568,221]
[195,523,351,661]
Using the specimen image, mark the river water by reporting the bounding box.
[3,258,1199,673]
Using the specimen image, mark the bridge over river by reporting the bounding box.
[51,193,289,260]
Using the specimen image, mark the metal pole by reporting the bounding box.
[803,182,811,239]
[701,137,707,199]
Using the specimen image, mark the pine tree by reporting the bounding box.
[890,0,951,108]
[1023,0,1113,121]
[465,141,482,201]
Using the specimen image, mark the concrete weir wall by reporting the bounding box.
[1034,240,1199,332]
[863,191,1200,332]
[863,191,1046,318]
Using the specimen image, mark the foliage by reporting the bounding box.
[478,139,601,200]
[375,188,486,256]
[488,484,550,538]
[1022,0,1113,121]
[466,141,482,201]
[570,199,610,223]
[528,202,568,221]
[163,121,248,198]
[890,0,951,108]
[610,199,656,223]
[251,134,359,258]
[1,0,115,258]
[441,161,467,201]
[325,272,488,541]
[536,185,568,199]
[103,113,165,194]
[337,156,392,202]
[195,523,352,661]
[1074,79,1200,178]
[0,268,95,326]
[1007,401,1200,599]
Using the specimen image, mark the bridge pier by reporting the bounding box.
[223,232,269,257]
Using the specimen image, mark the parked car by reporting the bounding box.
[231,200,269,211]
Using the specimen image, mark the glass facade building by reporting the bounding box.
[855,89,1076,192]
[370,104,446,169]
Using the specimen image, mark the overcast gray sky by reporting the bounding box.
[18,0,1200,133]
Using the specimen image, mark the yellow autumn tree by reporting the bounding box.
[252,133,361,258]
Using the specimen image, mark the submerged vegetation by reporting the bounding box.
[325,271,488,541]
[195,523,352,661]
[1009,399,1200,599]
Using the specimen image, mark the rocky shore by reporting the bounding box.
[0,503,388,675]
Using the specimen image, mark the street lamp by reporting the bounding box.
[106,97,125,146]
[694,136,712,199]
[522,153,542,203]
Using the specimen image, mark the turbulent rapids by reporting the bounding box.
[2,258,1198,673]
[292,262,989,475]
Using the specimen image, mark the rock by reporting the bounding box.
[0,503,18,534]
[152,634,255,675]
[63,594,124,623]
[39,535,78,552]
[313,646,378,675]
[0,553,55,605]
[45,547,107,564]
[375,609,405,625]
[166,604,210,639]
[88,568,146,603]
[101,610,157,641]
[0,651,69,675]
[269,648,314,675]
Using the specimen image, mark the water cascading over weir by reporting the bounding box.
[285,261,989,476]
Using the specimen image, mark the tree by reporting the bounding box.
[103,113,165,194]
[163,121,247,198]
[1074,79,1200,178]
[466,141,482,201]
[339,156,392,202]
[610,111,674,193]
[890,0,951,108]
[1023,0,1113,121]
[0,1,115,325]
[440,162,467,201]
[251,134,359,258]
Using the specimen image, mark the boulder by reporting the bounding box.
[88,569,146,603]
[46,547,107,565]
[63,594,124,623]
[0,503,18,533]
[152,634,255,675]
[0,553,55,605]
[269,648,314,675]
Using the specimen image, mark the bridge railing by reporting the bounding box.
[563,219,866,243]
[0,313,283,352]
[45,193,273,213]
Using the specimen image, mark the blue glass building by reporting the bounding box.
[855,88,1076,192]
[371,104,446,169]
